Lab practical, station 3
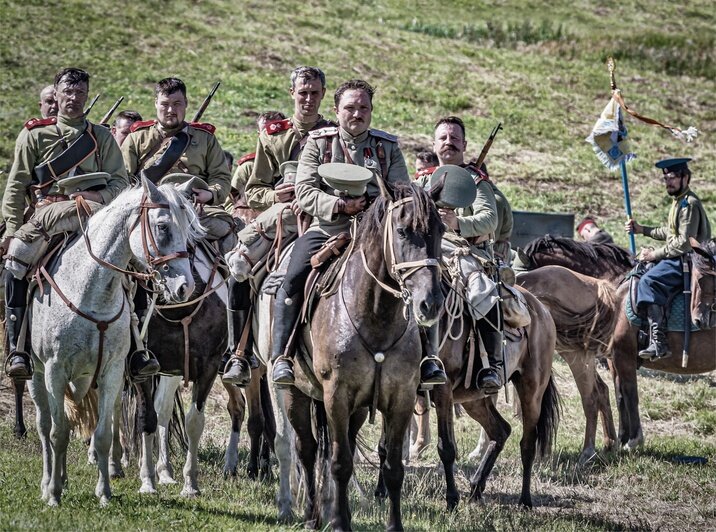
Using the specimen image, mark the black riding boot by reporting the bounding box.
[221,308,253,386]
[476,329,504,394]
[128,307,161,379]
[638,304,671,360]
[419,324,447,388]
[5,306,32,379]
[270,287,302,386]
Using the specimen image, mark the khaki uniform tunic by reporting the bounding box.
[643,187,711,260]
[2,114,128,239]
[295,126,410,236]
[245,116,332,211]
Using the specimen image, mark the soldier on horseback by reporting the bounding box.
[269,79,448,387]
[626,158,711,359]
[418,116,506,392]
[1,67,129,380]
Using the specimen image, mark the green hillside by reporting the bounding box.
[2,0,715,246]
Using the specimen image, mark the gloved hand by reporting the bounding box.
[335,196,366,216]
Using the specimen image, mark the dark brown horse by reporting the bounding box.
[611,239,716,449]
[425,284,560,509]
[286,183,444,530]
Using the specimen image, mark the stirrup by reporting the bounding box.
[221,355,252,387]
[128,349,160,381]
[419,355,447,390]
[476,367,503,394]
[4,351,33,380]
[272,356,295,387]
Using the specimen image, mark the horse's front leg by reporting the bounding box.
[612,345,643,450]
[222,380,245,477]
[14,378,28,439]
[381,400,413,532]
[561,349,600,464]
[94,362,125,505]
[135,377,158,494]
[433,385,459,510]
[245,369,266,480]
[155,375,182,485]
[269,381,297,523]
[45,362,70,506]
[181,371,216,498]
[28,370,53,502]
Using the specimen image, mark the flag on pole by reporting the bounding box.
[586,90,635,171]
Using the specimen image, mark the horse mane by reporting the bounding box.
[355,183,440,245]
[523,235,635,270]
[95,184,205,245]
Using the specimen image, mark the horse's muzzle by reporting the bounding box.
[415,292,443,326]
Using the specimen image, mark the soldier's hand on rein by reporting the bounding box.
[69,190,104,204]
[290,199,303,216]
[639,248,656,262]
[275,183,295,203]
[439,208,459,230]
[336,196,366,216]
[192,188,213,204]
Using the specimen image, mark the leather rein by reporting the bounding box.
[37,194,190,388]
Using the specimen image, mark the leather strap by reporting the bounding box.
[33,123,98,189]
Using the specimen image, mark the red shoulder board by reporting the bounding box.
[189,122,216,135]
[265,119,292,135]
[24,116,57,130]
[415,166,438,179]
[237,152,256,166]
[129,119,157,133]
[465,164,490,183]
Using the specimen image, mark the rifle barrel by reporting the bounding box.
[84,93,101,117]
[100,96,124,125]
[192,81,221,122]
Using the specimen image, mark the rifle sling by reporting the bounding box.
[139,129,191,184]
[33,124,98,189]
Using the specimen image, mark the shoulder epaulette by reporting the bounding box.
[189,122,216,135]
[465,163,490,183]
[24,116,57,130]
[369,128,398,143]
[415,166,438,179]
[237,152,256,166]
[309,126,339,139]
[265,119,292,135]
[129,119,157,133]
[312,118,338,131]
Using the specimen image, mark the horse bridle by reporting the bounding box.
[76,194,189,283]
[360,196,440,306]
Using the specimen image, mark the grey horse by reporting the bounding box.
[28,178,202,506]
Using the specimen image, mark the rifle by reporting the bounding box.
[100,96,124,125]
[192,81,220,122]
[473,122,503,171]
[83,93,101,117]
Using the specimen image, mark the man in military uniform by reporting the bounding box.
[488,173,514,265]
[421,116,504,392]
[222,67,333,384]
[626,158,711,359]
[122,77,236,378]
[111,110,142,147]
[414,150,438,180]
[578,216,614,244]
[269,79,447,388]
[39,85,58,119]
[1,67,128,379]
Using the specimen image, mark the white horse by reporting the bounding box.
[28,178,201,506]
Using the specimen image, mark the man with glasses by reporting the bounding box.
[625,157,711,360]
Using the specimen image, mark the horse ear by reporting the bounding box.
[141,175,163,203]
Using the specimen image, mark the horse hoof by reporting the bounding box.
[99,496,110,507]
[110,467,125,480]
[519,497,533,509]
[223,467,238,478]
[577,448,597,467]
[139,484,157,495]
[277,508,295,524]
[47,497,60,507]
[181,487,200,498]
[158,475,177,485]
[447,496,460,511]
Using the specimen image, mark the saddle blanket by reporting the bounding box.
[625,293,699,332]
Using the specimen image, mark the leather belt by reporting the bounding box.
[35,194,70,209]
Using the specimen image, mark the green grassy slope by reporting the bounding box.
[2,0,715,244]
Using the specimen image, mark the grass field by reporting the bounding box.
[1,360,714,530]
[2,0,716,245]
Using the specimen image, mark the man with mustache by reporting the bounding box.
[222,67,334,385]
[1,67,128,379]
[38,85,58,119]
[268,78,447,388]
[420,116,506,393]
[625,158,711,360]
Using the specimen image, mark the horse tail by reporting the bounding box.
[313,399,332,527]
[535,374,561,457]
[260,374,276,453]
[65,387,98,440]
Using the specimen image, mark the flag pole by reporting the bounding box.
[609,58,637,255]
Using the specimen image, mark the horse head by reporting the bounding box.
[358,183,445,326]
[128,178,204,303]
[689,237,716,329]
